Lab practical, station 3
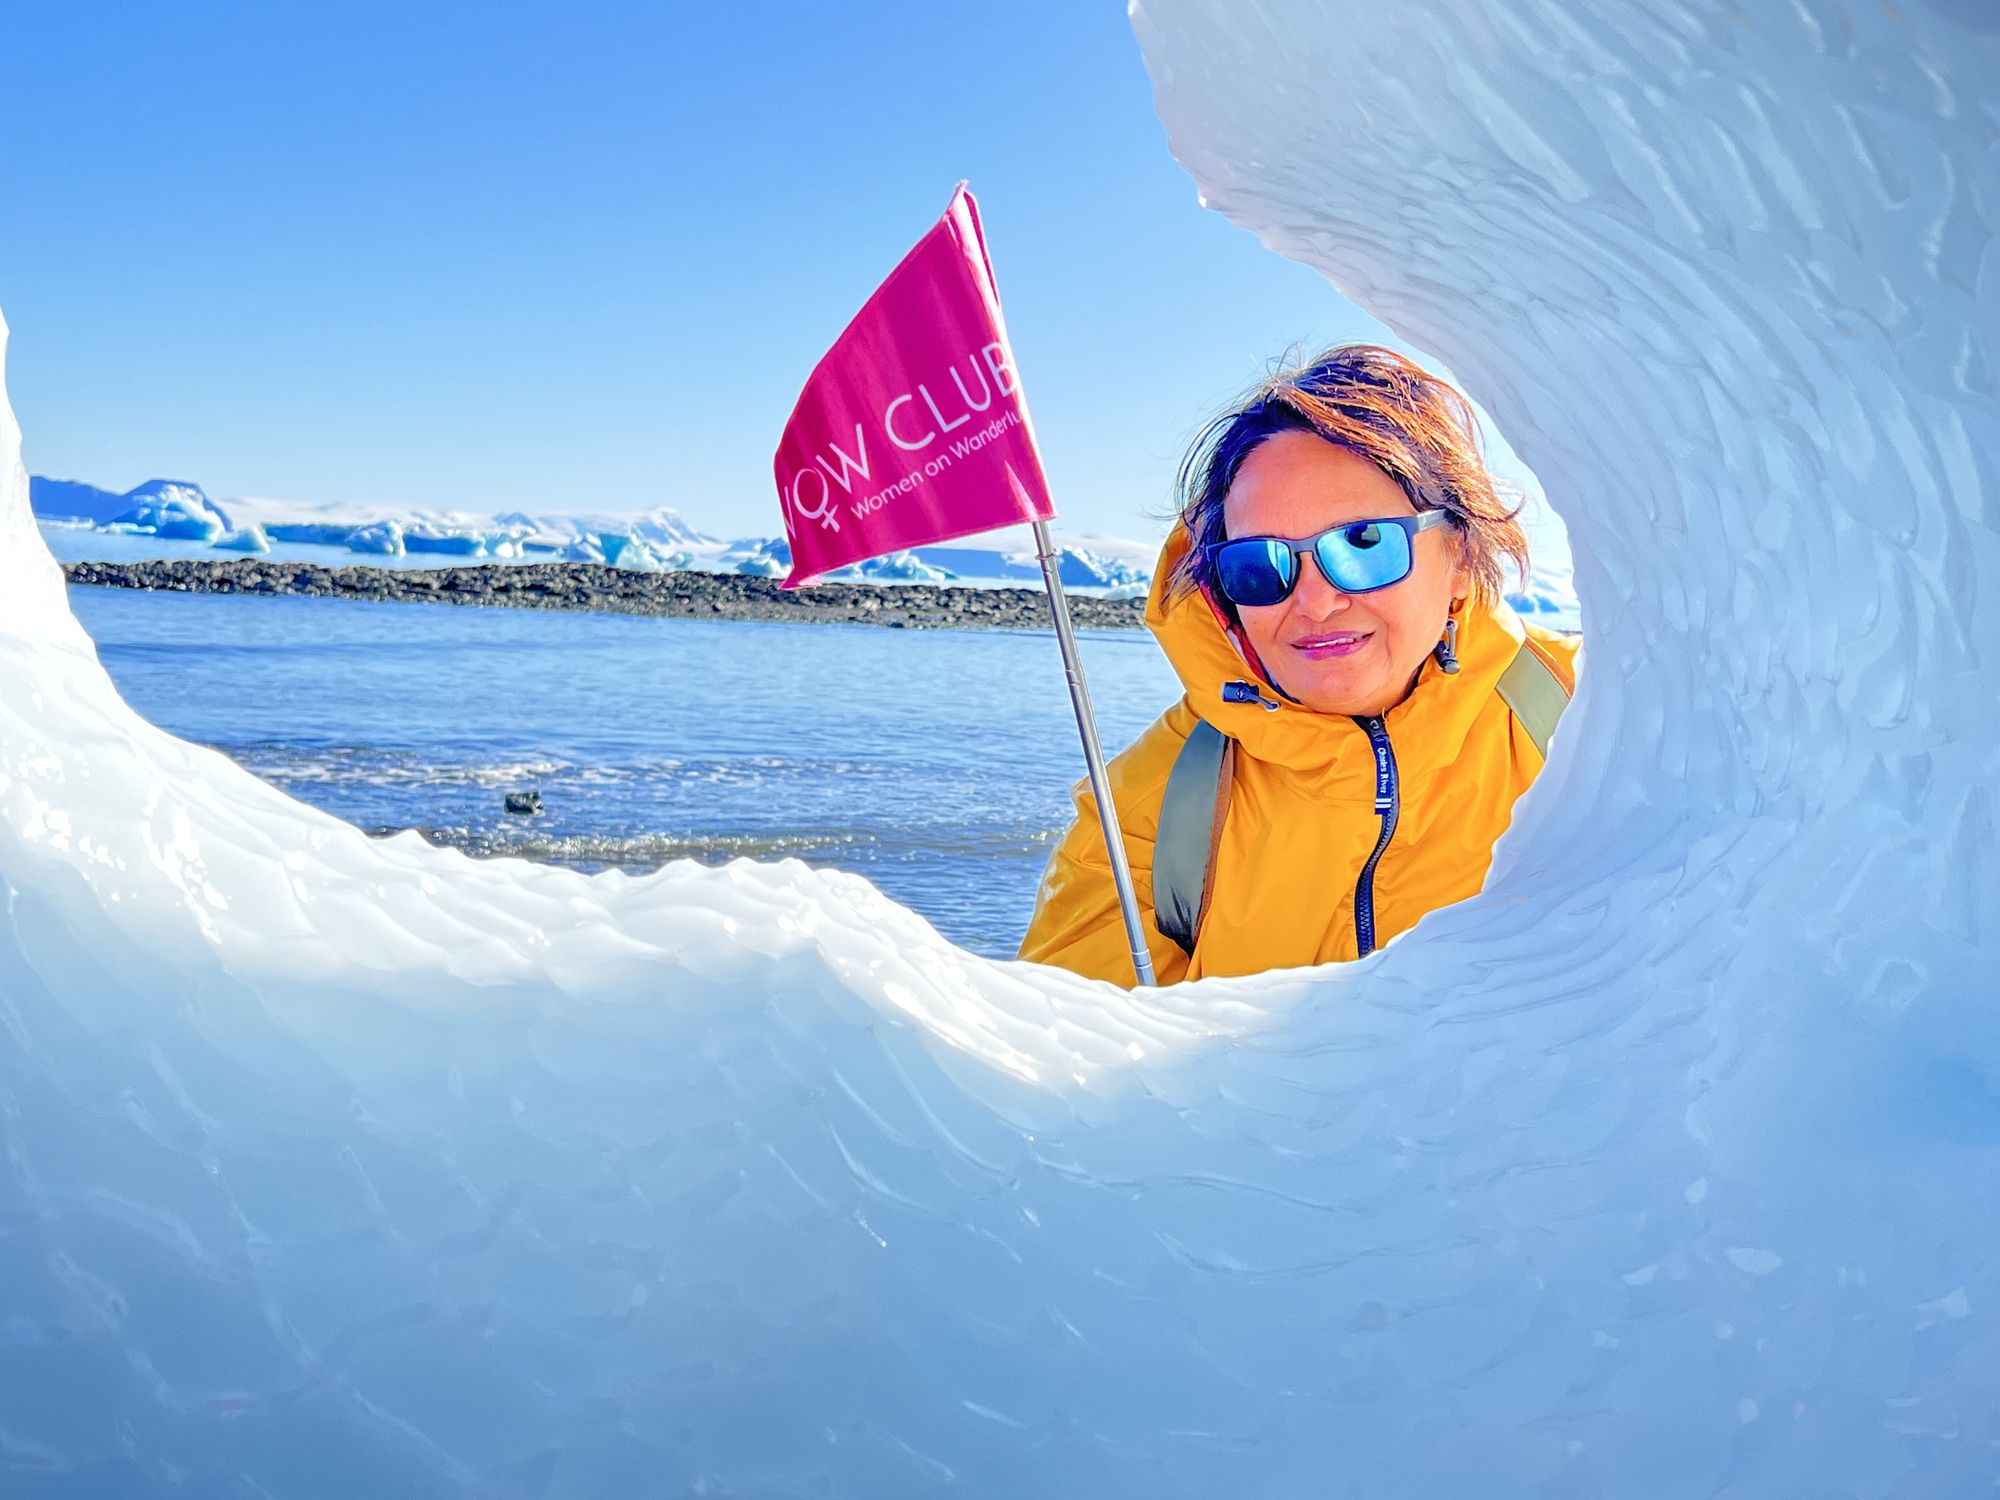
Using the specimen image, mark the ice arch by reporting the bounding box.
[1,0,1995,1493]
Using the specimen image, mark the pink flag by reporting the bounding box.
[772,185,1056,589]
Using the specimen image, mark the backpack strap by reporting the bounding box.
[1153,718,1235,956]
[1494,638,1572,760]
[1152,640,1572,958]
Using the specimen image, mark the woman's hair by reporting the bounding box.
[1169,344,1531,607]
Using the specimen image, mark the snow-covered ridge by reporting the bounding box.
[31,476,725,567]
[30,475,1166,591]
[31,476,1580,617]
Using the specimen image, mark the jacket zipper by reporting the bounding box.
[1351,714,1400,957]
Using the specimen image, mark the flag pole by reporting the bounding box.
[1030,517,1158,987]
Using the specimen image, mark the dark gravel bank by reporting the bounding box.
[61,558,1150,632]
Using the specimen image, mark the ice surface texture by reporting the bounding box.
[2,1,1997,1495]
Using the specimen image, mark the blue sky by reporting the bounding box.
[1,1,1515,543]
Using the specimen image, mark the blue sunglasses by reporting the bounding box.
[1207,511,1452,607]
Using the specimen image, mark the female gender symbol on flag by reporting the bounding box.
[771,185,1057,590]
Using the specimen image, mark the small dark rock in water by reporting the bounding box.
[504,791,543,816]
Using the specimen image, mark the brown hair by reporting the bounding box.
[1170,345,1530,607]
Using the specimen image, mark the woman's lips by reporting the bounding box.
[1291,631,1372,660]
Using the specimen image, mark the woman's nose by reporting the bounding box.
[1290,555,1352,620]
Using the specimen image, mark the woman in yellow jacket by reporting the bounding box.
[1020,345,1578,986]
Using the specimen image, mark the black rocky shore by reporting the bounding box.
[60,557,1150,632]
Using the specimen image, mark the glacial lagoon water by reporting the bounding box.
[64,583,1184,958]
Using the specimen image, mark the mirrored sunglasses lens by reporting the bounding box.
[1315,521,1412,592]
[1216,538,1295,606]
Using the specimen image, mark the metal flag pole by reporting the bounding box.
[1030,517,1159,987]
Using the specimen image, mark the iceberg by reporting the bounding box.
[74,478,234,542]
[0,2,1995,1495]
[492,506,718,555]
[601,532,673,572]
[727,536,792,577]
[830,549,958,585]
[262,519,374,549]
[908,540,1149,589]
[211,523,272,554]
[556,532,610,564]
[548,527,696,568]
[401,522,495,557]
[345,519,407,556]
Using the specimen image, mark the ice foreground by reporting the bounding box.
[2,7,1997,1500]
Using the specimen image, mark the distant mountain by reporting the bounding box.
[29,476,126,524]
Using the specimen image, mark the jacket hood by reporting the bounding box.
[1142,523,1530,778]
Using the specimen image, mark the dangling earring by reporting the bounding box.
[1434,603,1463,675]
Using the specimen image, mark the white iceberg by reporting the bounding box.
[493,506,717,556]
[1,1,1995,1493]
[830,549,957,585]
[96,479,233,542]
[906,538,1150,588]
[602,533,672,572]
[32,475,234,540]
[399,521,491,557]
[728,536,791,577]
[262,519,371,549]
[345,519,407,556]
[211,523,272,554]
[556,532,609,563]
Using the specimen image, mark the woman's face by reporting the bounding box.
[1220,430,1470,718]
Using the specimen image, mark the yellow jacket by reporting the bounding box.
[1019,528,1579,986]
